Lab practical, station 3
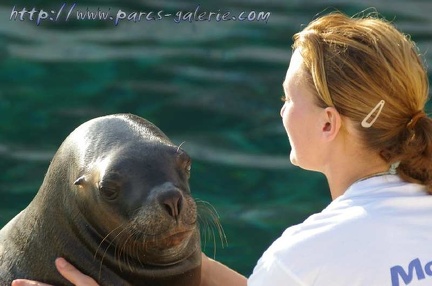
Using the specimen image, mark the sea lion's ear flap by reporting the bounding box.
[74,175,86,186]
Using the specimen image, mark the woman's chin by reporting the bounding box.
[289,154,299,166]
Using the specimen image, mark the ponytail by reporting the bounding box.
[392,115,432,193]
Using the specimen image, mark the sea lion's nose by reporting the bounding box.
[158,189,183,219]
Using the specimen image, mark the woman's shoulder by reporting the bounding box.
[270,177,432,258]
[253,189,432,285]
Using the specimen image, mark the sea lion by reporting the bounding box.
[0,114,201,286]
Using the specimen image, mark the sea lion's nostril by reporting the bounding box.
[159,190,183,219]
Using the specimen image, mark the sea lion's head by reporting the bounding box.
[57,114,199,267]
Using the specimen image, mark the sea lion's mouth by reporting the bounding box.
[165,230,193,246]
[138,227,199,266]
[153,228,195,250]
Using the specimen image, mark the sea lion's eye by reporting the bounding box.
[177,150,192,176]
[99,182,119,201]
[184,157,192,173]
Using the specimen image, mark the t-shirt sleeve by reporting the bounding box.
[248,256,307,286]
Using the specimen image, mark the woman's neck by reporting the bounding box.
[324,151,390,200]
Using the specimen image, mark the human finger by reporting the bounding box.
[55,257,99,286]
[11,279,52,286]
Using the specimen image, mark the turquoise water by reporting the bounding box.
[1,0,432,276]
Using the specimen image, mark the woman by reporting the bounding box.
[13,11,432,286]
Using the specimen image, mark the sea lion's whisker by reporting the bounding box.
[117,228,132,274]
[177,141,186,153]
[95,224,125,260]
[102,224,129,275]
[197,206,212,250]
[197,215,208,249]
[198,212,215,251]
[96,223,128,281]
[132,229,145,268]
[97,225,126,269]
[195,199,227,258]
[197,200,227,244]
[121,231,136,273]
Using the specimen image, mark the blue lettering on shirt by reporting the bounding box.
[390,258,432,286]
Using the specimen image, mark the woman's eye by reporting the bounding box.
[281,95,291,102]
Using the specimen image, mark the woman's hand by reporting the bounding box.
[12,254,247,286]
[12,258,99,286]
[200,252,247,286]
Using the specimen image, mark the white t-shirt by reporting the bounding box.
[248,175,432,286]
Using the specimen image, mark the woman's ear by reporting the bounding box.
[321,107,342,141]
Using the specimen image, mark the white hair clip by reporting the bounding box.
[361,100,385,128]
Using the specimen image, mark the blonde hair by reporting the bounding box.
[293,11,432,192]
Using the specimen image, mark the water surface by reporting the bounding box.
[1,0,432,275]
